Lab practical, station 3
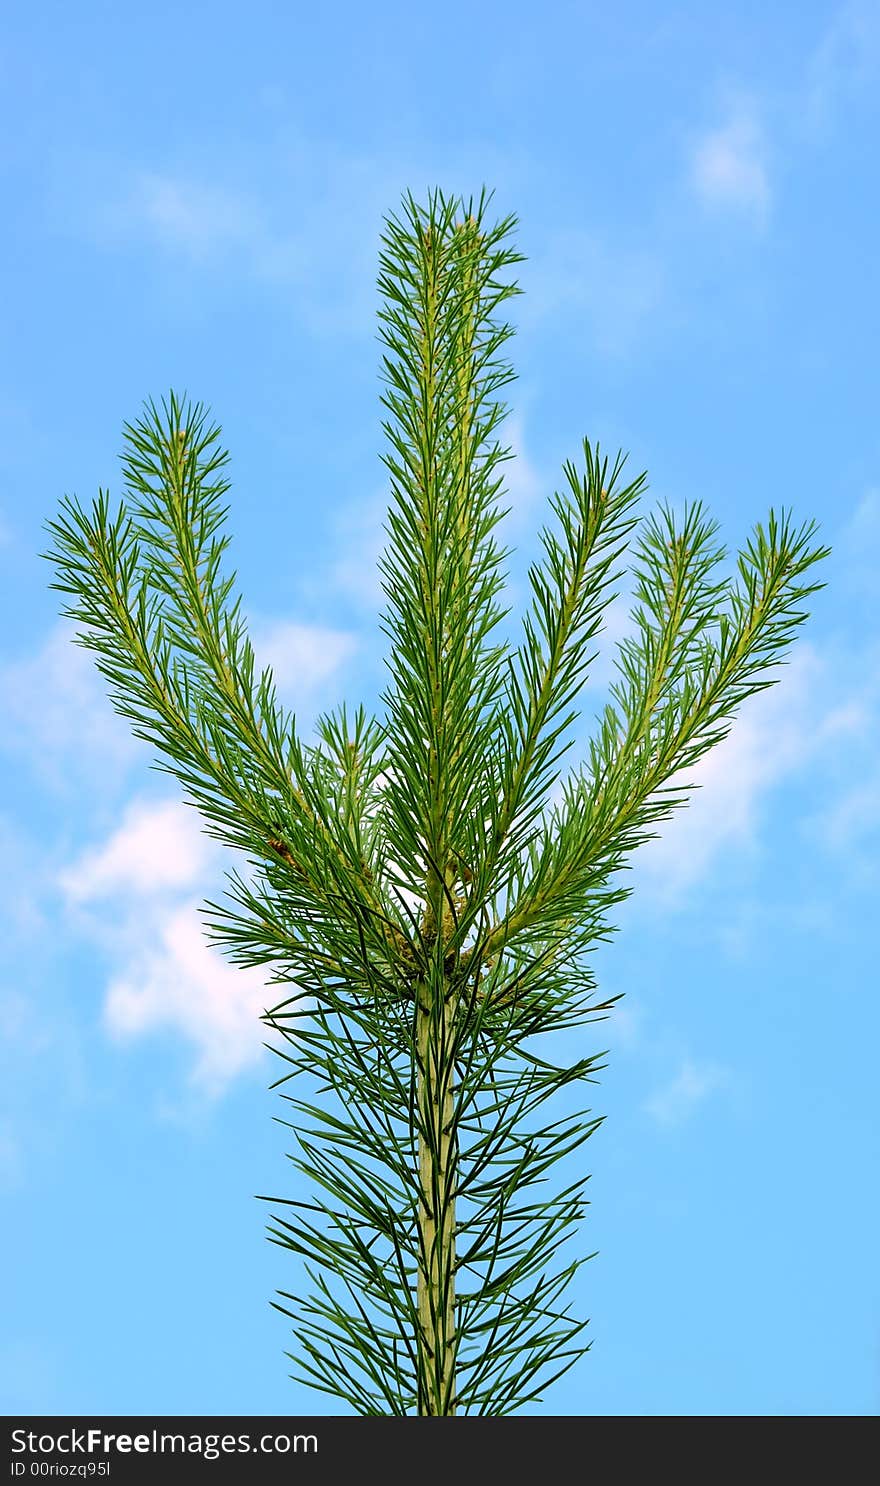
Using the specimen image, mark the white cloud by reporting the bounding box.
[60,797,271,1094]
[59,797,212,902]
[644,1057,729,1127]
[8,608,354,1094]
[103,899,272,1095]
[690,108,770,219]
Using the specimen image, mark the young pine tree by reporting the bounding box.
[45,189,827,1417]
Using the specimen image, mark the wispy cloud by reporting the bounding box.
[810,492,880,864]
[608,996,644,1052]
[821,777,880,852]
[806,1,880,129]
[0,623,138,795]
[834,488,880,601]
[95,155,402,335]
[0,811,51,940]
[325,490,389,611]
[812,693,880,860]
[2,612,355,802]
[250,617,356,696]
[627,486,879,904]
[689,105,771,220]
[521,228,666,357]
[126,173,259,260]
[644,1057,730,1127]
[503,411,544,520]
[636,645,860,901]
[0,1119,23,1190]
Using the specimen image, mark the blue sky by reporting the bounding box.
[1,0,878,1417]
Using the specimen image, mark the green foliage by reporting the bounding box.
[44,187,828,1415]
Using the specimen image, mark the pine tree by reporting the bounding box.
[45,188,828,1416]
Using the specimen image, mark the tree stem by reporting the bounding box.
[416,979,457,1415]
